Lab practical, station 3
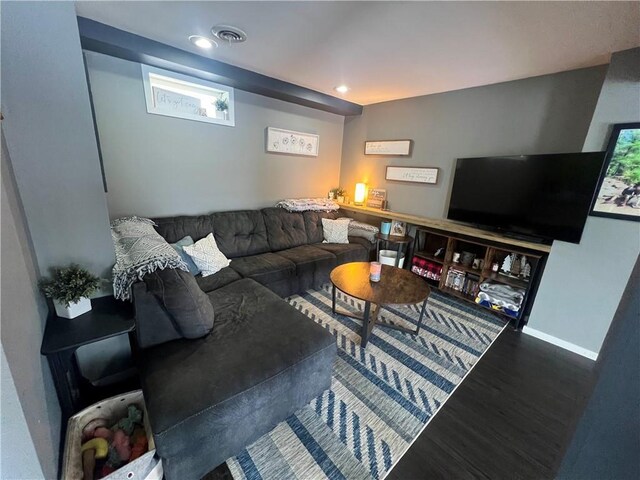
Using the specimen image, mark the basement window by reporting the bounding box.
[141,64,235,126]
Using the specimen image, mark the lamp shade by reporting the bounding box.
[354,183,366,205]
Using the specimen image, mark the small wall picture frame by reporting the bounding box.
[266,127,319,157]
[386,166,439,184]
[390,220,406,236]
[364,140,412,156]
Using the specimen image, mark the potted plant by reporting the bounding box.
[39,264,101,319]
[330,187,346,203]
[215,98,229,120]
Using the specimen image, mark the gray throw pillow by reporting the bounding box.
[170,236,201,275]
[143,268,214,339]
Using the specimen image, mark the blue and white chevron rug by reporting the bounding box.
[227,284,507,480]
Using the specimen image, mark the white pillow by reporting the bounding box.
[322,218,350,244]
[183,233,230,277]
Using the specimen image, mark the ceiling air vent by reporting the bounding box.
[211,25,247,44]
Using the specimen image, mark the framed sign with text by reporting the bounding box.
[385,166,439,184]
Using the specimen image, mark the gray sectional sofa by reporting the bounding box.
[131,207,373,479]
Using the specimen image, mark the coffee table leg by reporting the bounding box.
[415,297,428,334]
[361,301,371,348]
[332,284,336,314]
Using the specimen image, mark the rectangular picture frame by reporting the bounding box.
[364,140,412,156]
[385,166,439,184]
[266,127,319,157]
[590,122,640,222]
[366,188,386,209]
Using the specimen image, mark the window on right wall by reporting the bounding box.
[141,64,235,127]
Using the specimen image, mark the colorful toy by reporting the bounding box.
[81,438,109,459]
[116,405,142,435]
[129,427,148,461]
[112,429,132,462]
[93,427,113,442]
[82,418,109,441]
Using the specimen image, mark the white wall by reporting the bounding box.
[527,48,640,356]
[85,52,345,219]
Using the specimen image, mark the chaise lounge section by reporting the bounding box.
[132,207,373,478]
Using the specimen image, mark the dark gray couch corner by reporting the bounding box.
[132,207,375,479]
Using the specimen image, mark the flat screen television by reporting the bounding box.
[447,152,606,244]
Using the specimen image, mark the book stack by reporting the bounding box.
[445,269,480,297]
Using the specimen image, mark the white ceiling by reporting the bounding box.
[75,1,640,105]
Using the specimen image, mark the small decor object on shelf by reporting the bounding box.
[214,97,229,120]
[390,220,406,236]
[501,255,512,274]
[452,252,461,263]
[460,251,476,267]
[521,258,532,279]
[510,254,521,277]
[492,262,500,272]
[354,183,367,205]
[39,264,101,319]
[366,188,386,209]
[329,187,346,203]
[380,221,392,235]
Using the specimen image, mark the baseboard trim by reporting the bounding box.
[522,326,598,361]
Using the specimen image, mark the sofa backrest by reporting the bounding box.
[154,215,215,244]
[212,210,271,258]
[261,208,309,252]
[302,210,339,244]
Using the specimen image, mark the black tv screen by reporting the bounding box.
[447,153,606,244]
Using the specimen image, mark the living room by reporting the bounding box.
[1,1,639,480]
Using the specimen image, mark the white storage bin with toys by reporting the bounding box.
[62,390,162,480]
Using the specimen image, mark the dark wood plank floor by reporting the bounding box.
[387,327,597,480]
[205,327,597,480]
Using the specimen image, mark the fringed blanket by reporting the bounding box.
[111,217,187,300]
[276,198,339,212]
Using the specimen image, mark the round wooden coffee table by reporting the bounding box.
[330,262,431,347]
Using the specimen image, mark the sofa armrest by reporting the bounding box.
[132,281,183,349]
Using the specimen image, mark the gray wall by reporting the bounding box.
[528,48,640,354]
[85,52,345,220]
[1,133,60,479]
[1,1,114,278]
[340,67,606,217]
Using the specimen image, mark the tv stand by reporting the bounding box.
[337,203,550,328]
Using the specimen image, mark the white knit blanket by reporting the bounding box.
[111,217,187,300]
[276,198,339,212]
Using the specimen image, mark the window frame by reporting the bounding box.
[141,64,235,127]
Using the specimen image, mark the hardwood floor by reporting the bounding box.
[387,327,598,480]
[205,327,597,480]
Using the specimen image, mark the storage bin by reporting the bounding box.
[62,390,162,480]
[379,249,405,268]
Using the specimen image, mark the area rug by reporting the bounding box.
[227,284,507,480]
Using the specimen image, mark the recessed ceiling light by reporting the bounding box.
[189,35,217,49]
[334,85,350,94]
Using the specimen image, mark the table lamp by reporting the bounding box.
[354,183,366,205]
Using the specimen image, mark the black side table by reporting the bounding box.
[375,233,414,268]
[40,296,135,427]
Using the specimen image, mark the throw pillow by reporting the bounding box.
[322,218,350,244]
[143,268,214,339]
[183,233,231,277]
[170,236,201,275]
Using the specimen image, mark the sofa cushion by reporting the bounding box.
[183,233,230,277]
[229,252,296,285]
[142,268,214,339]
[140,279,336,477]
[315,242,369,264]
[195,267,241,293]
[170,236,200,276]
[262,207,308,251]
[211,210,270,258]
[322,218,350,243]
[153,215,215,244]
[275,245,337,291]
[302,210,339,244]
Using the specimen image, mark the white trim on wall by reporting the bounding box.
[522,326,599,361]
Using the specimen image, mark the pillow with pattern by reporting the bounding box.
[183,233,230,277]
[322,218,350,244]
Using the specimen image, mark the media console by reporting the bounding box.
[338,203,550,328]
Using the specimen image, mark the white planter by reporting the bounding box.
[53,297,92,319]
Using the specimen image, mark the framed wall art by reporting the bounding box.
[385,166,439,184]
[266,127,319,157]
[590,122,640,222]
[364,140,412,156]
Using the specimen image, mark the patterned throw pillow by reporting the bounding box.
[322,218,350,244]
[183,233,231,277]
